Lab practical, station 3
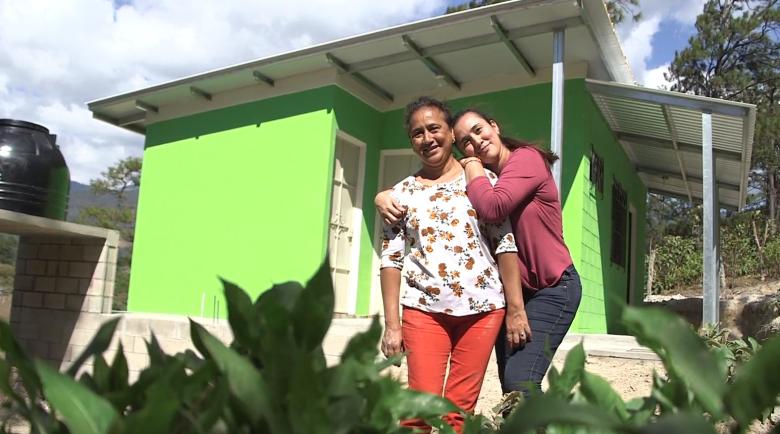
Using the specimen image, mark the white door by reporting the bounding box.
[368,151,421,315]
[329,137,363,314]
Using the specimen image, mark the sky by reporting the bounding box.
[0,0,707,184]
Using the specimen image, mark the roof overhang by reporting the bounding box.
[586,79,756,209]
[87,0,632,133]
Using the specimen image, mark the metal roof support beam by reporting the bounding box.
[252,70,275,87]
[135,100,159,114]
[550,28,564,195]
[662,105,693,202]
[616,132,743,162]
[190,86,212,101]
[348,16,582,74]
[326,53,394,102]
[636,166,740,192]
[401,35,460,90]
[738,116,752,207]
[490,16,535,77]
[116,112,146,127]
[92,112,145,134]
[586,79,750,118]
[702,111,720,326]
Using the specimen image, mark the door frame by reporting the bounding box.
[333,130,366,316]
[368,148,417,315]
[626,203,638,305]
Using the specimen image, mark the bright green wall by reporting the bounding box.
[569,85,648,333]
[130,88,337,316]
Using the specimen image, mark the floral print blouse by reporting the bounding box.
[380,171,518,316]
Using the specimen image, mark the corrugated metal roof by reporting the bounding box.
[586,79,756,209]
[87,0,631,133]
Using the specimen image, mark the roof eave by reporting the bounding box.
[86,0,572,111]
[579,0,633,84]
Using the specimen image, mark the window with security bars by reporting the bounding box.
[590,149,604,194]
[611,181,627,266]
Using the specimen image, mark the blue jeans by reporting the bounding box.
[495,265,582,396]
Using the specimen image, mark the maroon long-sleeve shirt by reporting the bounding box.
[466,147,573,290]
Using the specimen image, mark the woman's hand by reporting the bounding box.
[375,190,406,225]
[381,324,404,358]
[505,308,532,349]
[459,157,482,168]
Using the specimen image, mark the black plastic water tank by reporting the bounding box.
[0,120,69,220]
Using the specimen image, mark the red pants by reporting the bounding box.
[401,307,505,433]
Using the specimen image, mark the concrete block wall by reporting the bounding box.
[78,314,233,381]
[10,233,119,366]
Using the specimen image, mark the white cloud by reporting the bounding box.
[615,0,707,88]
[643,64,673,90]
[0,0,446,183]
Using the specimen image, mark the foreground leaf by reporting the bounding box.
[36,360,119,434]
[191,320,281,430]
[500,394,623,433]
[635,412,717,434]
[0,321,41,399]
[221,277,257,349]
[292,260,335,351]
[547,342,586,397]
[622,306,724,417]
[67,317,122,377]
[580,372,629,421]
[727,334,780,428]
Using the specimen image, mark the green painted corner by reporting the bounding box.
[568,88,648,334]
[129,87,338,317]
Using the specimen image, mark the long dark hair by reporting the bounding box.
[451,108,559,167]
[404,96,453,136]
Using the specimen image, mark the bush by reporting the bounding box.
[1,260,779,433]
[721,214,761,284]
[0,262,460,434]
[652,235,702,293]
[764,237,780,278]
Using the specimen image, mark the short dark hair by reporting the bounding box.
[451,108,559,166]
[404,96,452,135]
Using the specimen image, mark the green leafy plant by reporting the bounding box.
[1,263,779,433]
[0,262,462,433]
[496,307,780,433]
[699,324,762,383]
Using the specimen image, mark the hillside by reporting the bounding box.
[67,181,139,222]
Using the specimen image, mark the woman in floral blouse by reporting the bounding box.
[379,97,527,433]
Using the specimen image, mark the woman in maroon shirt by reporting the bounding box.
[377,107,582,398]
[451,108,581,397]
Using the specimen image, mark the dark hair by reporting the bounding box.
[451,108,559,166]
[404,96,453,135]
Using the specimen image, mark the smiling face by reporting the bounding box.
[453,111,503,165]
[408,106,454,167]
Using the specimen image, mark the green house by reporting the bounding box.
[88,0,755,333]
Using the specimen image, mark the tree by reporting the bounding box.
[78,157,142,311]
[78,157,141,242]
[666,0,780,222]
[446,0,641,25]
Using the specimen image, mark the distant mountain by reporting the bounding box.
[67,181,139,222]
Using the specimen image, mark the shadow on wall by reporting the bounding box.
[144,87,337,148]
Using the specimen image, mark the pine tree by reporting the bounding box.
[666,0,780,221]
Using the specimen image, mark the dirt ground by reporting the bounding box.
[385,350,666,418]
